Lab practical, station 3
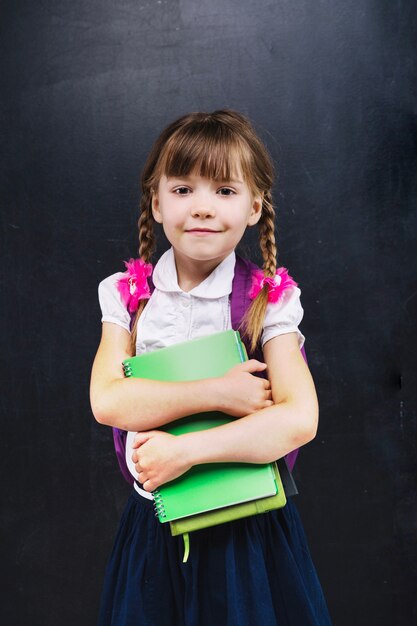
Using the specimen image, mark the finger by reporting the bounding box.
[249,359,267,369]
[133,432,152,448]
[241,359,267,372]
[132,452,141,467]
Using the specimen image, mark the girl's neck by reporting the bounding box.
[172,248,232,292]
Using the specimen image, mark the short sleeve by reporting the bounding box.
[261,285,305,350]
[98,272,131,333]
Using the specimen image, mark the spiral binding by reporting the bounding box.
[123,361,132,377]
[123,357,167,521]
[152,489,167,519]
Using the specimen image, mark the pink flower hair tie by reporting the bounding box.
[249,267,298,303]
[117,258,153,313]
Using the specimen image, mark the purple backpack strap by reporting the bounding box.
[231,255,309,472]
[112,275,156,485]
[112,428,133,485]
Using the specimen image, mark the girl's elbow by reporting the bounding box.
[298,404,319,445]
[285,397,318,448]
[91,401,110,426]
[301,424,318,446]
[90,377,126,426]
[90,390,114,426]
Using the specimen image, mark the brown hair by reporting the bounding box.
[131,109,278,354]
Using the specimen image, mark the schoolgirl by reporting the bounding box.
[90,109,333,625]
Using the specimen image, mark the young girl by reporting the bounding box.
[90,109,333,626]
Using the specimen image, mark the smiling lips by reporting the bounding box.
[186,228,221,233]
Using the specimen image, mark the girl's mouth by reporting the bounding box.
[186,229,220,233]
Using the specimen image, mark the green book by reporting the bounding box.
[122,331,286,529]
[169,461,286,536]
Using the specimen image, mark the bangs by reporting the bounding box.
[157,123,254,185]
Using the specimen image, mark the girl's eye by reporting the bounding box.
[172,186,236,195]
[173,187,190,195]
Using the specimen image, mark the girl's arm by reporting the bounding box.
[131,331,318,492]
[90,322,219,430]
[181,332,318,465]
[89,322,272,431]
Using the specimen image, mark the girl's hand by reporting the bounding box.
[217,359,274,418]
[131,431,193,492]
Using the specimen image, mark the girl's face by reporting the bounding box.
[151,170,263,265]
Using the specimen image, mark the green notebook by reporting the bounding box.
[122,331,286,532]
[169,461,286,536]
[122,329,247,382]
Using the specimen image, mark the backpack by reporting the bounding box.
[112,254,308,484]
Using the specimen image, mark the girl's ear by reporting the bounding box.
[151,193,163,224]
[247,194,263,226]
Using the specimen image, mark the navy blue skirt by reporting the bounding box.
[98,490,333,626]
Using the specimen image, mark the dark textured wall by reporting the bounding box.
[1,1,416,624]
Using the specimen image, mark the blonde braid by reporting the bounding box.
[258,191,277,277]
[129,192,157,353]
[239,190,278,353]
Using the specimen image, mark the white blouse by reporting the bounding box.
[98,246,306,499]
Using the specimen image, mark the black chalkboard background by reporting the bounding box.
[1,1,416,624]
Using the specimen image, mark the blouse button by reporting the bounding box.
[180,296,190,308]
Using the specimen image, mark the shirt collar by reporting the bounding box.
[152,246,236,298]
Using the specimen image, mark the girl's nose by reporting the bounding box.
[190,198,216,218]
